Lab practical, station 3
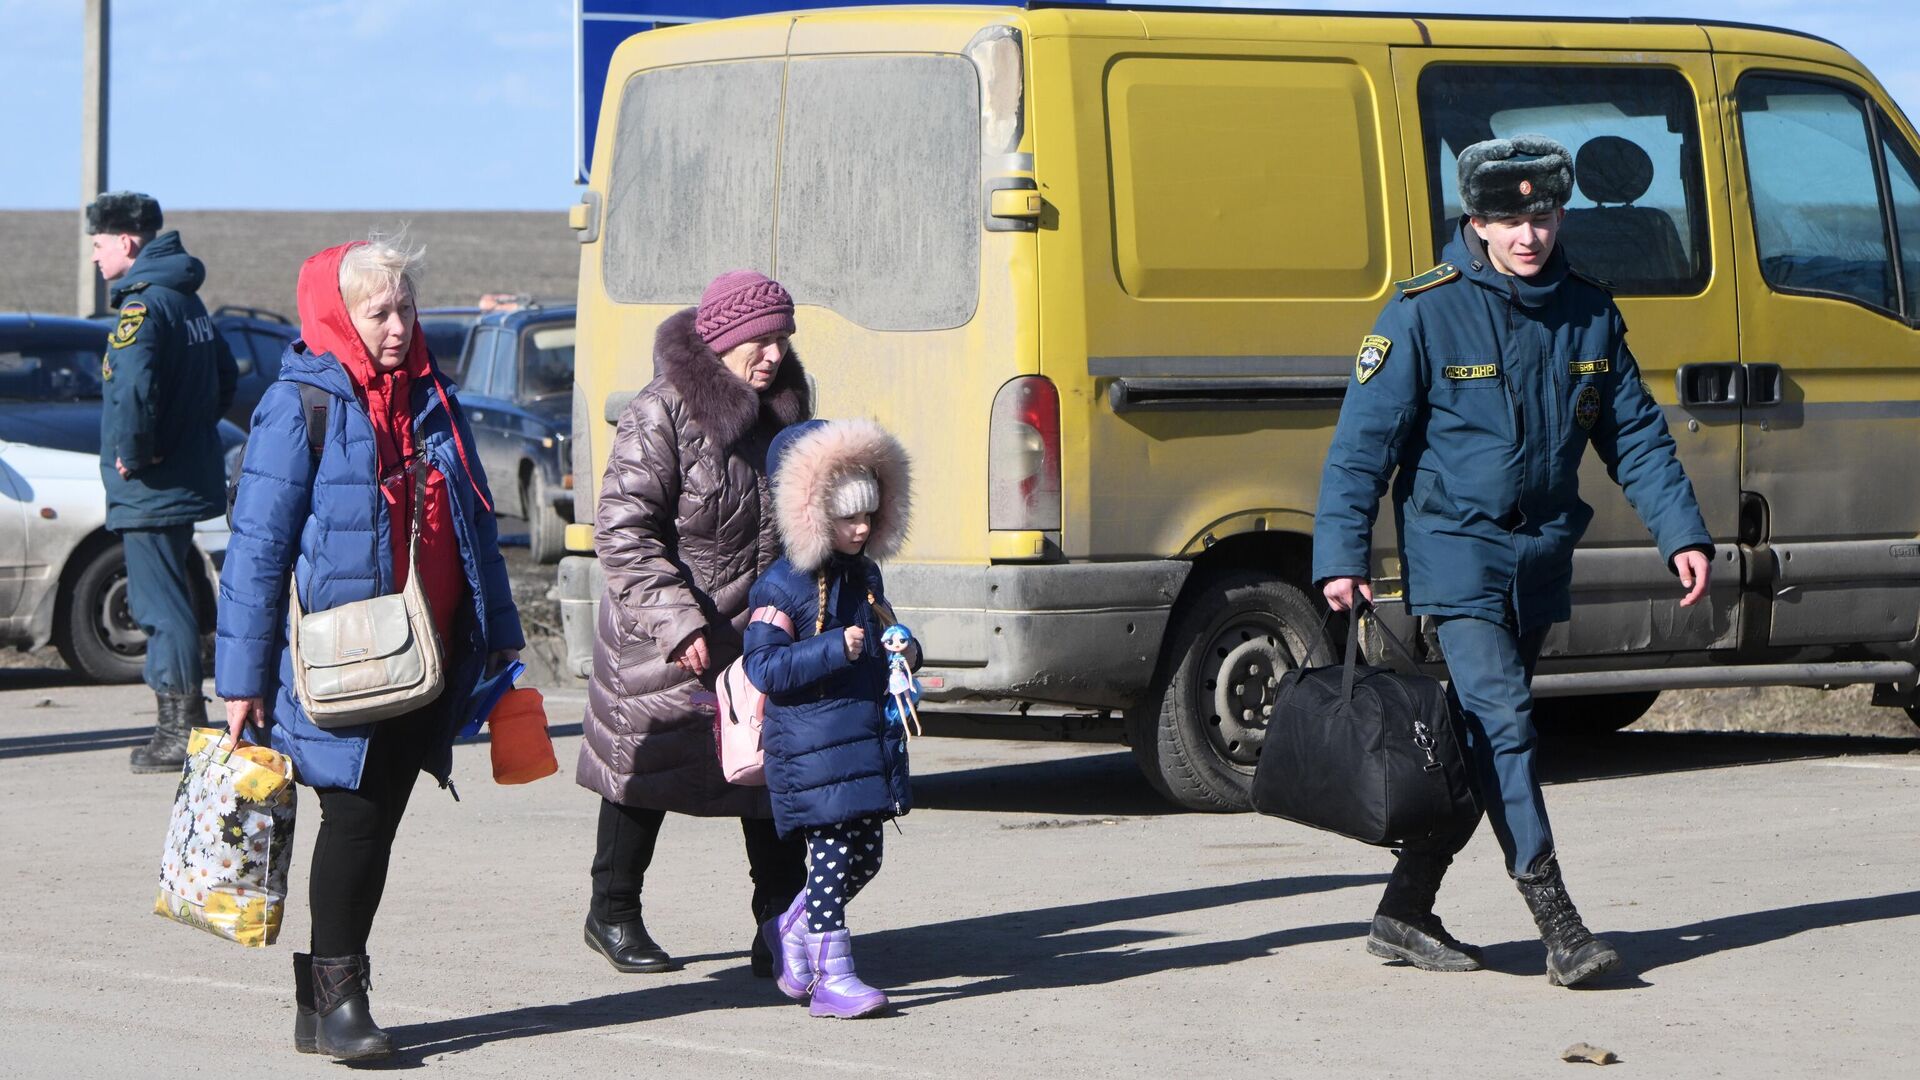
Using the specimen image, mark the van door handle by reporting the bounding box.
[1676,363,1743,407]
[1744,363,1783,407]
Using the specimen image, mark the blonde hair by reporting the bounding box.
[338,230,425,309]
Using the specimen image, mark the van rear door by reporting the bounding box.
[1393,37,1742,657]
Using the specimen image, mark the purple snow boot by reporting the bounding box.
[762,891,812,1001]
[805,930,888,1019]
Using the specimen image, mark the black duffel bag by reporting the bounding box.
[1251,601,1477,846]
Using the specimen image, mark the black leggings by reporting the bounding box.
[804,819,885,932]
[590,799,808,927]
[308,701,441,957]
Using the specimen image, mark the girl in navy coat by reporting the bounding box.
[744,418,915,1019]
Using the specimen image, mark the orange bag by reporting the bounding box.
[489,687,557,784]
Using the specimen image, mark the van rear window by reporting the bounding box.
[1418,65,1711,296]
[602,55,980,332]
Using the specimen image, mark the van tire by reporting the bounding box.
[1127,570,1334,812]
[526,470,568,565]
[1533,691,1660,736]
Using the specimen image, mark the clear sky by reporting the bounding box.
[2,0,1917,211]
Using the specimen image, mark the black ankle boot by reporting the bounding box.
[310,954,394,1060]
[292,952,318,1053]
[1514,854,1621,987]
[1368,849,1483,972]
[584,912,677,973]
[129,691,197,774]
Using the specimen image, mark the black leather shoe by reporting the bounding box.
[129,692,197,774]
[292,952,319,1053]
[1367,913,1484,972]
[585,913,678,973]
[310,954,394,1061]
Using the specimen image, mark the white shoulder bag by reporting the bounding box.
[288,461,445,727]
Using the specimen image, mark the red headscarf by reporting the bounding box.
[296,243,482,641]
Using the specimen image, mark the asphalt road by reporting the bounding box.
[3,672,1917,1079]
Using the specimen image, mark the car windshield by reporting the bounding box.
[0,333,106,401]
[520,323,575,400]
[422,320,471,370]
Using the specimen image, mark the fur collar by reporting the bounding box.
[654,307,810,448]
[773,419,913,573]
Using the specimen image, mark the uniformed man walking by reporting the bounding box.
[87,192,238,773]
[1311,137,1713,987]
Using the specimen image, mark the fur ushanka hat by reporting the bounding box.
[1457,134,1573,220]
[766,419,912,573]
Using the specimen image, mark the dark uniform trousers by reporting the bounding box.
[120,524,202,694]
[1414,617,1555,876]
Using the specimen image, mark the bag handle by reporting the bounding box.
[1338,597,1425,701]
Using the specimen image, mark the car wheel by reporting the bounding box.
[1533,691,1661,735]
[1125,569,1334,811]
[56,539,147,684]
[526,469,568,565]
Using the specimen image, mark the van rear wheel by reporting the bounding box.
[1126,570,1333,812]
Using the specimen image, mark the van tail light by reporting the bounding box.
[989,376,1061,530]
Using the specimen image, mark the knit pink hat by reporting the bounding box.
[696,270,796,355]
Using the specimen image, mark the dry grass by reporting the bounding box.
[1,209,579,317]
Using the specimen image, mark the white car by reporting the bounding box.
[0,440,231,683]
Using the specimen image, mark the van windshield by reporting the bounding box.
[602,55,982,332]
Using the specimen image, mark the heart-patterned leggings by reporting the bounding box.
[804,818,885,932]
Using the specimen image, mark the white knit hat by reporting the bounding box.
[828,468,880,518]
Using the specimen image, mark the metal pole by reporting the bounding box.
[79,0,110,317]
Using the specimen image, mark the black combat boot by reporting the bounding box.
[292,952,318,1054]
[1367,849,1484,972]
[310,954,394,1061]
[1514,854,1621,987]
[584,912,677,973]
[128,691,196,774]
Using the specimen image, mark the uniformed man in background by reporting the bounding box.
[88,192,237,773]
[1311,136,1714,987]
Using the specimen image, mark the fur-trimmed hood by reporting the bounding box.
[768,419,912,573]
[654,307,809,448]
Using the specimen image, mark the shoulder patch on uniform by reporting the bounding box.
[1442,363,1499,381]
[1354,335,1391,384]
[108,302,146,349]
[1394,262,1460,297]
[1569,359,1610,376]
[1575,384,1602,430]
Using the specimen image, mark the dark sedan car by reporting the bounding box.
[455,304,576,562]
[210,306,300,430]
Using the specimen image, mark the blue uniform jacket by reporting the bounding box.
[100,231,238,529]
[214,345,525,790]
[1312,227,1712,631]
[743,554,911,837]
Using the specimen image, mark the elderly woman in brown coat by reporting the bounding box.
[578,270,811,977]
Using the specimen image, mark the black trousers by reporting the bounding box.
[308,699,442,957]
[589,799,808,928]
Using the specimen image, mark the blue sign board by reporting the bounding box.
[575,0,959,181]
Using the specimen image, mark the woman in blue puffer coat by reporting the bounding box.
[743,418,916,1020]
[216,237,523,1062]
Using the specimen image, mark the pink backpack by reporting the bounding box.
[714,606,793,786]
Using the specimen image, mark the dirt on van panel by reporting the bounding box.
[0,209,580,318]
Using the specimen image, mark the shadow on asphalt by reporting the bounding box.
[1473,889,1920,990]
[913,749,1175,816]
[0,666,98,692]
[374,875,1380,1064]
[1535,730,1920,786]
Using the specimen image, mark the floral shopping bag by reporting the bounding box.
[153,727,297,947]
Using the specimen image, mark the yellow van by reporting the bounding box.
[561,4,1920,810]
